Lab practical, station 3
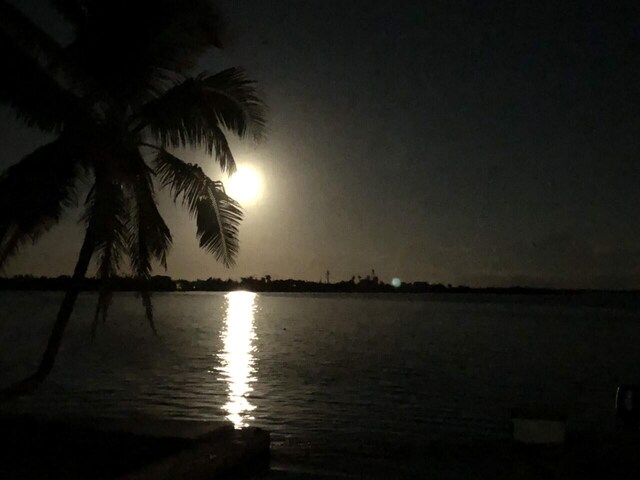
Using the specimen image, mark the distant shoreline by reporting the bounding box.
[0,275,637,295]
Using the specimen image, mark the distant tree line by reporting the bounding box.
[1,274,633,294]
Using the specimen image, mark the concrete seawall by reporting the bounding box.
[1,415,269,479]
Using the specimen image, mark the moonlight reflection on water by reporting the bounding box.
[216,291,258,428]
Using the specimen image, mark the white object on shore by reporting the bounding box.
[511,409,567,445]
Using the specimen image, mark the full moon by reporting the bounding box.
[226,165,263,205]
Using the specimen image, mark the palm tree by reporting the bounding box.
[0,0,266,397]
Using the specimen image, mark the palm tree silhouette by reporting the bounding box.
[0,0,266,397]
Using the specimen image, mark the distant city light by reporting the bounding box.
[391,277,401,288]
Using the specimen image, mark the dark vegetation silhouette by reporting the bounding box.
[2,274,636,295]
[0,0,266,398]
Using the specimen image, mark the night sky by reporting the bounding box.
[2,0,639,288]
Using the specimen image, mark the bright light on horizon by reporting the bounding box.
[226,165,263,206]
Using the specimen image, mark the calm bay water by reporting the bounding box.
[1,291,639,475]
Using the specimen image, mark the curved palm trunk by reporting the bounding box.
[1,228,95,400]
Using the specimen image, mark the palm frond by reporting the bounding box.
[154,149,242,267]
[127,157,172,273]
[48,0,89,30]
[196,68,267,140]
[0,31,85,133]
[0,1,96,100]
[0,1,67,74]
[0,139,80,269]
[126,154,172,333]
[140,0,224,70]
[135,68,267,173]
[0,227,24,269]
[82,166,129,335]
[65,0,223,104]
[139,289,158,335]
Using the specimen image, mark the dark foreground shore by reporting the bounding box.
[3,413,640,479]
[260,431,640,479]
[0,414,269,479]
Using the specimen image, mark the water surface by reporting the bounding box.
[1,291,639,475]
